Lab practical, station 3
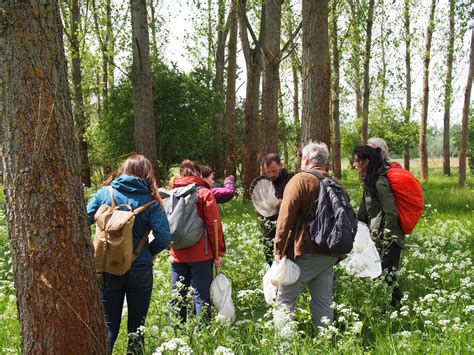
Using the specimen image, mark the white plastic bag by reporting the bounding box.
[263,263,278,304]
[341,222,382,279]
[270,256,301,286]
[210,273,235,323]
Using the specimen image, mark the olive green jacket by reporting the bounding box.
[364,169,405,248]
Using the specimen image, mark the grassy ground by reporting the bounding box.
[0,167,473,354]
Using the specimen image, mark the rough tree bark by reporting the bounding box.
[225,0,238,176]
[403,0,412,170]
[262,0,283,155]
[131,0,158,168]
[331,1,342,179]
[1,2,108,353]
[239,0,264,200]
[361,0,375,145]
[443,0,455,176]
[459,18,474,187]
[301,0,330,149]
[70,0,92,187]
[419,0,436,180]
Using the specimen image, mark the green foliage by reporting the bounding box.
[368,104,419,157]
[86,61,222,178]
[339,105,419,160]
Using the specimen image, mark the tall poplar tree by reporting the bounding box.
[301,0,330,149]
[459,15,474,187]
[361,0,375,144]
[131,0,158,168]
[403,0,412,170]
[443,0,455,176]
[238,0,265,199]
[419,0,436,180]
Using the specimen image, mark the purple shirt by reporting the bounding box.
[211,175,236,204]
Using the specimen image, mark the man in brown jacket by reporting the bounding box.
[274,142,340,334]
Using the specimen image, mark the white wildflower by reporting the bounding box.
[465,305,474,312]
[214,346,234,355]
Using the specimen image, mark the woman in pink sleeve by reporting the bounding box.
[200,165,236,204]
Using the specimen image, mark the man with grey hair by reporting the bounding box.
[274,142,344,334]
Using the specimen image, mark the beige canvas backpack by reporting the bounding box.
[94,186,156,275]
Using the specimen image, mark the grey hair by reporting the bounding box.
[367,137,389,159]
[301,142,329,166]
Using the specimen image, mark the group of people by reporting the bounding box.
[87,157,235,353]
[265,138,405,335]
[86,136,405,353]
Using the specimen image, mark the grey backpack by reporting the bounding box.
[304,171,357,254]
[160,184,205,249]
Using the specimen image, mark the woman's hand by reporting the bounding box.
[215,257,223,271]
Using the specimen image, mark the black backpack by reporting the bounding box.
[303,171,358,254]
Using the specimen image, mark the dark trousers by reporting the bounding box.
[380,242,403,307]
[102,265,153,354]
[260,218,277,265]
[171,260,213,323]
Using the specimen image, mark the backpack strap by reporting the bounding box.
[303,170,324,181]
[133,228,151,260]
[133,199,157,215]
[131,199,158,259]
[107,186,116,208]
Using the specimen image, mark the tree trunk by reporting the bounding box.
[239,0,264,200]
[225,0,238,176]
[92,0,114,105]
[287,9,301,163]
[380,1,386,116]
[1,2,108,353]
[348,0,362,121]
[301,0,330,149]
[214,0,227,178]
[131,0,158,168]
[419,0,436,181]
[361,0,375,145]
[70,0,92,187]
[262,0,283,155]
[149,0,160,58]
[459,19,474,186]
[331,3,342,179]
[443,0,455,176]
[106,0,114,92]
[403,0,411,170]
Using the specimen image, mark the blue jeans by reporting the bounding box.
[171,260,213,323]
[102,265,153,354]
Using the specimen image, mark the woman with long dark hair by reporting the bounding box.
[353,145,404,308]
[87,154,170,353]
[169,160,225,323]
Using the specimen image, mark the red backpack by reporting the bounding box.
[386,167,424,235]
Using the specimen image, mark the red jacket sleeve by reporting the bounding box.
[200,188,226,258]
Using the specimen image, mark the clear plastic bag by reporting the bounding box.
[341,222,382,279]
[270,256,301,286]
[210,273,235,323]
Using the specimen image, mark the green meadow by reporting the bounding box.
[0,168,473,354]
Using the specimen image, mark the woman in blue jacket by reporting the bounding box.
[87,154,170,354]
